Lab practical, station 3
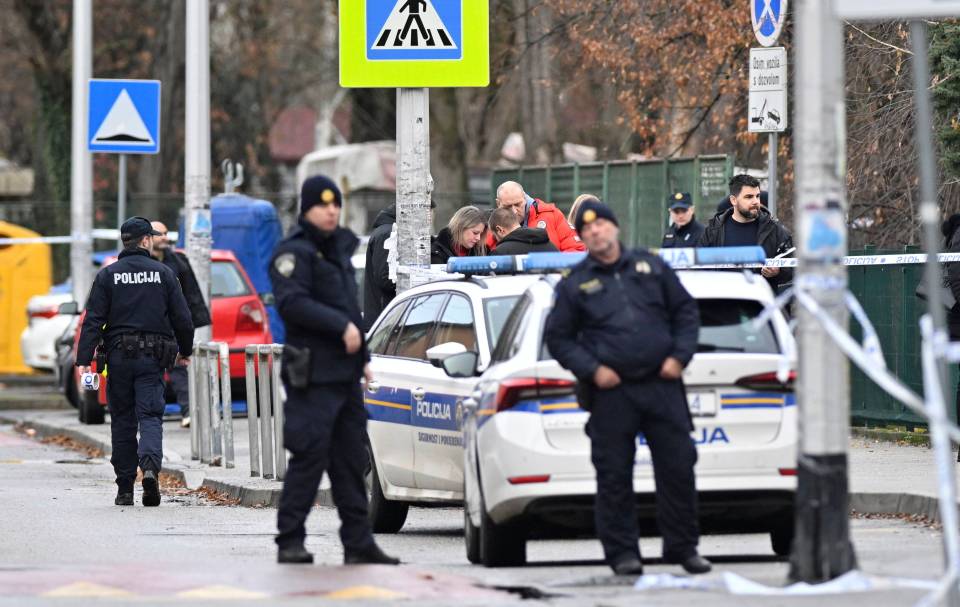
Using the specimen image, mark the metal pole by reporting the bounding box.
[70,0,94,307]
[207,344,223,465]
[911,22,960,604]
[244,346,260,477]
[768,133,778,217]
[185,0,212,344]
[197,346,212,464]
[790,0,857,582]
[219,343,234,469]
[257,346,275,479]
[395,88,433,292]
[271,344,286,480]
[188,349,199,459]
[117,154,127,229]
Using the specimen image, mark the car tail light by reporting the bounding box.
[236,302,265,333]
[29,306,60,320]
[778,468,797,476]
[734,370,795,392]
[494,378,576,413]
[508,475,551,485]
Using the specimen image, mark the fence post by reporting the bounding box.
[219,342,234,469]
[244,345,260,477]
[257,345,276,479]
[197,346,212,464]
[188,349,199,460]
[271,344,286,480]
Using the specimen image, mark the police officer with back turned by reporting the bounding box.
[76,217,194,507]
[544,197,711,577]
[269,175,399,566]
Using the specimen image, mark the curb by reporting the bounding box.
[851,426,931,447]
[850,492,943,522]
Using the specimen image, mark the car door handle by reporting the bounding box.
[412,387,426,401]
[366,380,380,394]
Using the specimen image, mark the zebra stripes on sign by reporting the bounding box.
[366,0,462,60]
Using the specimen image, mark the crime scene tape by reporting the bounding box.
[0,229,178,245]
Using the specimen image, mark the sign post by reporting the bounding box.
[87,79,162,232]
[340,0,489,291]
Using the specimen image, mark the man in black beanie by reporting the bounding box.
[545,197,711,577]
[269,174,399,565]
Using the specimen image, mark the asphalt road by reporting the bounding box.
[0,420,948,606]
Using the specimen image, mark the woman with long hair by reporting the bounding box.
[431,205,489,264]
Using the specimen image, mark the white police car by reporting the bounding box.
[363,268,543,532]
[445,253,798,567]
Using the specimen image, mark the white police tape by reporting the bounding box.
[0,229,178,246]
[738,252,960,269]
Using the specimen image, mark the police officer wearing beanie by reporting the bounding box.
[661,192,704,248]
[76,217,194,507]
[544,197,711,577]
[270,175,400,566]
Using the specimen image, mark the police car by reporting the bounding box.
[364,269,542,532]
[452,254,798,567]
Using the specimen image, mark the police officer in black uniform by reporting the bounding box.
[76,217,194,507]
[661,192,704,249]
[269,175,399,566]
[544,198,711,576]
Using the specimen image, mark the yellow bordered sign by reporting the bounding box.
[339,0,489,88]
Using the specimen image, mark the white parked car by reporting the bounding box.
[20,293,75,371]
[455,269,797,566]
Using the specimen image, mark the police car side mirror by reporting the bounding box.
[441,351,479,379]
[259,292,276,306]
[427,342,468,368]
[57,301,80,315]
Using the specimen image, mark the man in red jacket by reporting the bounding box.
[489,181,585,252]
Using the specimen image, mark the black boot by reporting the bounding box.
[344,544,400,565]
[677,554,712,574]
[278,545,314,564]
[115,490,134,506]
[142,470,161,507]
[611,556,644,576]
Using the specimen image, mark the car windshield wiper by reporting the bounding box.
[697,344,746,352]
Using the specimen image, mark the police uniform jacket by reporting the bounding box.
[544,246,699,383]
[269,218,368,384]
[76,248,195,366]
[661,219,705,249]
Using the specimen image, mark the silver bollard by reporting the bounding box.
[271,344,286,480]
[206,344,223,465]
[197,347,212,464]
[219,342,234,469]
[244,345,260,477]
[257,345,276,479]
[188,349,199,460]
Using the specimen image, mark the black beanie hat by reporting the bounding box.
[300,175,342,215]
[574,197,619,234]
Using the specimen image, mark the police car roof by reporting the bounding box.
[402,274,544,299]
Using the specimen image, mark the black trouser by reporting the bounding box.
[275,382,374,552]
[586,377,700,565]
[106,350,165,491]
[168,365,190,417]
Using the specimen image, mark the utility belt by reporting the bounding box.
[110,333,178,368]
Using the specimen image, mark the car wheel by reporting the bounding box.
[479,480,526,567]
[464,501,482,564]
[771,522,794,557]
[64,372,79,409]
[365,446,408,533]
[79,389,105,425]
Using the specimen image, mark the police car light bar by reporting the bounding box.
[445,246,769,276]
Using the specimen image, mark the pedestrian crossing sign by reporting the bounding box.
[340,0,489,88]
[87,79,161,154]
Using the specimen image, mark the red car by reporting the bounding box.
[73,249,272,424]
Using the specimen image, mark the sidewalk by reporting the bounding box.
[2,408,958,518]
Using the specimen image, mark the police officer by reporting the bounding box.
[269,175,399,566]
[76,217,194,507]
[661,192,704,248]
[544,198,711,576]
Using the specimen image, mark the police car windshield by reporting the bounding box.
[484,296,521,349]
[211,261,251,298]
[696,299,779,354]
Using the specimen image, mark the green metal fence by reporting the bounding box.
[491,155,735,248]
[848,247,957,428]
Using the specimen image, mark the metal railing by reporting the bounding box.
[244,344,286,480]
[188,342,234,468]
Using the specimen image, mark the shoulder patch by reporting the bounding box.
[537,220,547,229]
[578,278,603,294]
[274,253,296,278]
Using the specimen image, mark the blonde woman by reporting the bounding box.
[568,193,600,227]
[431,205,489,264]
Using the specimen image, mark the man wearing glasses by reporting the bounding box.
[150,221,211,427]
[661,192,704,249]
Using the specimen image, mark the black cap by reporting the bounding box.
[300,175,342,215]
[120,216,161,241]
[574,197,619,233]
[668,192,693,210]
